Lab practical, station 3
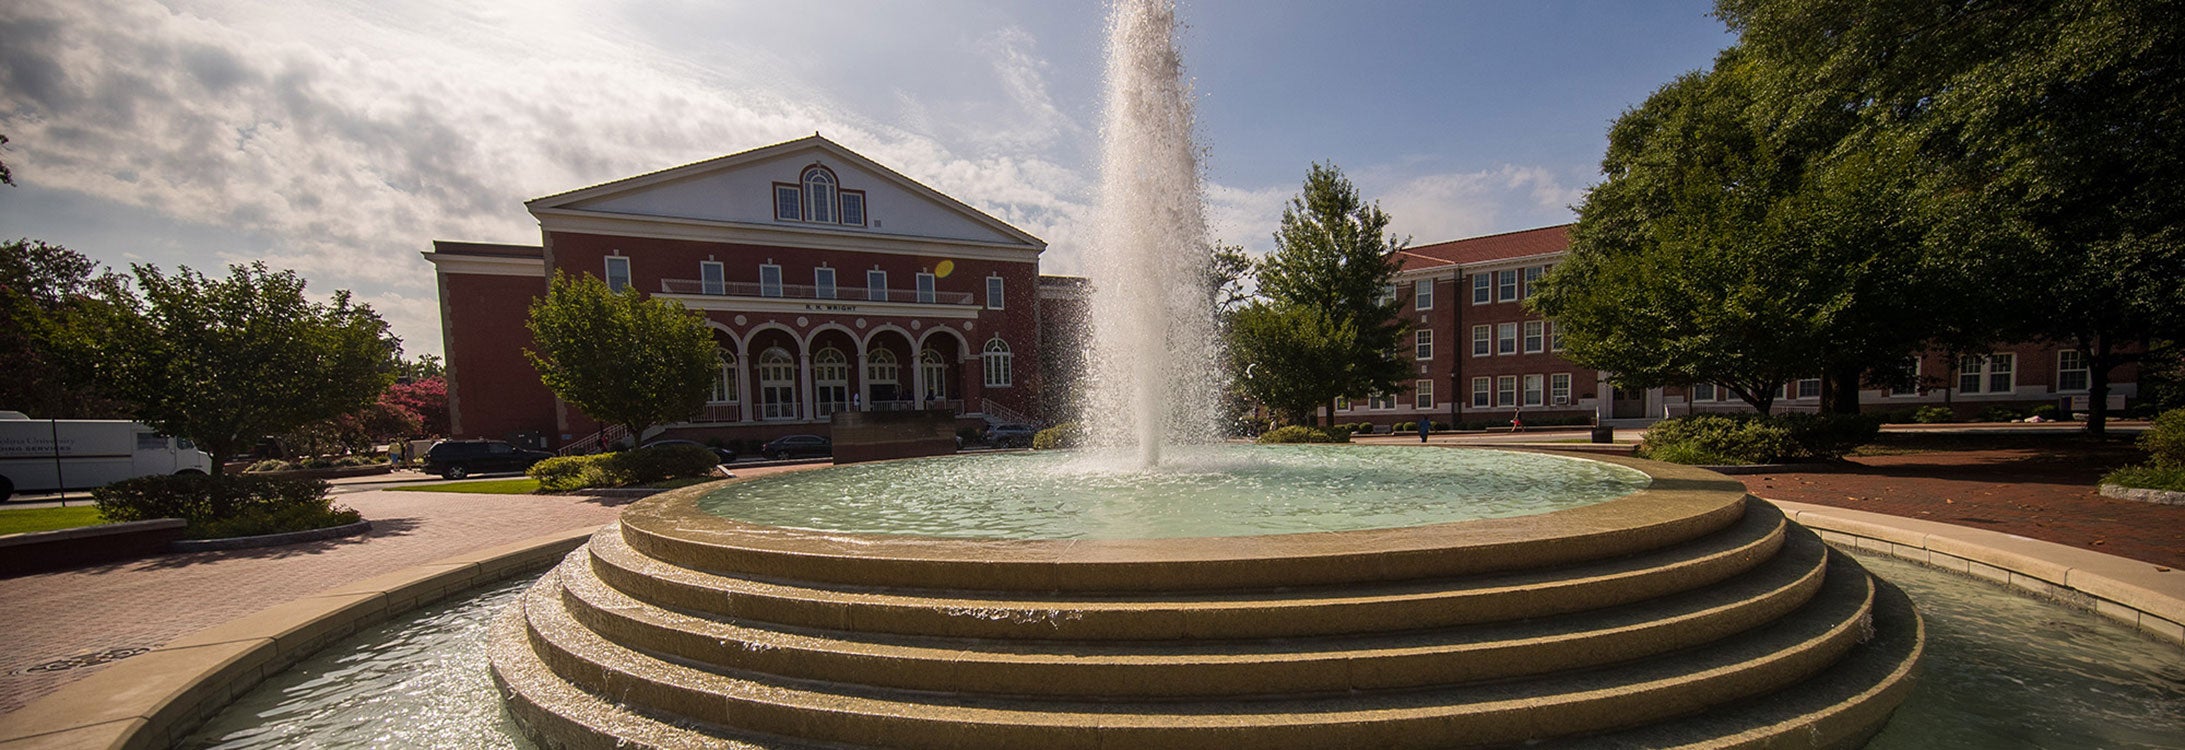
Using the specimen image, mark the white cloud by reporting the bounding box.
[1375,165,1586,246]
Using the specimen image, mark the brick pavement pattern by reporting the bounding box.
[0,489,630,716]
[1743,448,2185,571]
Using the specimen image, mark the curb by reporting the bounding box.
[0,525,602,750]
[1765,498,2184,646]
[2098,483,2185,506]
[167,520,373,553]
[1700,463,1834,476]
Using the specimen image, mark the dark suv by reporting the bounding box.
[760,434,832,460]
[423,439,553,480]
[985,423,1038,448]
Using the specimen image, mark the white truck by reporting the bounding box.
[0,412,213,502]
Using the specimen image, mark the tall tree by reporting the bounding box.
[1254,163,1410,425]
[526,272,715,444]
[1534,49,1952,414]
[1228,302,1358,426]
[1722,0,2185,435]
[69,263,399,474]
[0,239,128,417]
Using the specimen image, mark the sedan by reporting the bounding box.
[642,439,737,463]
[761,434,832,460]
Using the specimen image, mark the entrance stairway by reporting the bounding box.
[491,458,1923,749]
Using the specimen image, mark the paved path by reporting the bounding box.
[1740,448,2185,571]
[0,489,631,715]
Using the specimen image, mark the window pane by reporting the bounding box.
[1472,325,1490,356]
[1798,379,1821,399]
[1415,279,1433,310]
[1497,270,1518,301]
[1415,329,1432,360]
[701,262,724,295]
[1497,323,1517,354]
[760,265,782,297]
[1989,354,2013,393]
[987,276,1005,309]
[917,273,936,304]
[775,186,801,220]
[1415,380,1433,409]
[815,268,836,300]
[839,192,865,225]
[1551,373,1571,404]
[1472,274,1490,304]
[868,270,887,301]
[1522,321,1543,353]
[1523,266,1542,298]
[1472,377,1491,407]
[1523,374,1544,407]
[1497,376,1517,406]
[605,256,630,292]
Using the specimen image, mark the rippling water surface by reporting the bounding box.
[697,445,1653,539]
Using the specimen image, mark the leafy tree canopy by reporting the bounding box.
[1251,163,1411,423]
[525,272,716,441]
[0,239,129,418]
[1229,302,1358,427]
[70,262,399,473]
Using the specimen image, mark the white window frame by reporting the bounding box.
[1369,393,1396,410]
[759,263,783,298]
[839,191,866,226]
[1523,266,1543,299]
[1958,353,2016,395]
[604,255,630,293]
[814,267,836,300]
[1497,269,1519,302]
[1415,329,1433,360]
[700,260,724,296]
[1335,395,1351,412]
[982,338,1012,387]
[1497,322,1518,355]
[1693,383,1717,401]
[1496,375,1518,407]
[1549,321,1565,352]
[1414,379,1434,409]
[1550,373,1572,405]
[2057,350,2090,392]
[986,276,1005,310]
[1472,274,1490,305]
[773,185,802,221]
[802,167,837,224]
[1523,374,1545,407]
[1472,325,1491,357]
[867,270,888,302]
[1890,356,1923,397]
[1522,320,1545,354]
[1414,279,1434,310]
[1471,377,1492,408]
[1796,378,1822,400]
[916,272,937,304]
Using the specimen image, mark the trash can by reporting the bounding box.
[1591,425,1615,444]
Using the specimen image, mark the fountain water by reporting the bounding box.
[1084,0,1223,465]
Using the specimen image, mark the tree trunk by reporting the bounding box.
[1824,367,1863,415]
[2085,335,2113,438]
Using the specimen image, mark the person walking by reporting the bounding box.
[1418,419,1431,443]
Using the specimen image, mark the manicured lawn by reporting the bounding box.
[408,478,542,494]
[0,506,110,535]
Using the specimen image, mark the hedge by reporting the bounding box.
[94,474,359,540]
[1032,422,1083,450]
[527,443,720,491]
[1255,426,1352,444]
[1639,413,1881,465]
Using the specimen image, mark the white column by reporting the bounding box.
[737,339,755,423]
[799,352,815,422]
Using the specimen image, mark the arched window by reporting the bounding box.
[802,166,837,224]
[921,348,948,401]
[759,347,797,420]
[982,338,1012,388]
[814,347,849,417]
[866,348,899,386]
[710,348,738,403]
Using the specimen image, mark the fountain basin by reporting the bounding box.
[491,449,1926,748]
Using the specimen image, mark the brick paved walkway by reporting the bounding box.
[1743,448,2185,570]
[0,489,632,715]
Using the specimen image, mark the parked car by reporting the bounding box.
[422,439,553,480]
[642,439,736,464]
[985,423,1039,448]
[760,434,832,460]
[0,413,212,502]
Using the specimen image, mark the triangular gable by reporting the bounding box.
[527,136,1045,250]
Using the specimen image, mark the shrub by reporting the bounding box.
[2141,408,2185,468]
[1913,406,1956,424]
[93,474,355,539]
[2102,464,2185,492]
[526,444,720,491]
[1640,413,1877,465]
[1871,408,1921,425]
[1323,425,1354,442]
[1976,405,2023,423]
[2027,404,2059,421]
[1256,426,1327,444]
[245,459,290,473]
[958,427,986,445]
[1032,422,1083,450]
[1394,422,1416,433]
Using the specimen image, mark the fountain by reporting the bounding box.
[484,1,1925,747]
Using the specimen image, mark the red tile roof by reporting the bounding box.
[1397,224,1572,272]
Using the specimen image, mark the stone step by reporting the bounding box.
[511,555,1883,749]
[584,498,1788,642]
[555,527,1831,699]
[613,460,1753,592]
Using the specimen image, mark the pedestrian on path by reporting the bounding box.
[1419,419,1431,443]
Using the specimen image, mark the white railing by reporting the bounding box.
[559,423,629,456]
[980,398,1037,426]
[660,279,975,306]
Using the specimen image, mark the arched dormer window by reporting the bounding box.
[802,166,837,224]
[773,164,867,226]
[982,338,1012,388]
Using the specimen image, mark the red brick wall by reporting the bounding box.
[442,272,559,443]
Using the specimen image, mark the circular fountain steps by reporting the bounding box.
[491,455,1925,749]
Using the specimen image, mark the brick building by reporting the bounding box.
[425,136,1076,450]
[1328,224,2141,429]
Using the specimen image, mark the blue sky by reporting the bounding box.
[0,0,1733,358]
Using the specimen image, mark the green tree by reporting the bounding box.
[0,239,129,417]
[70,263,399,474]
[1254,163,1410,425]
[525,272,715,443]
[1534,49,1952,414]
[1721,0,2185,434]
[1229,302,1357,426]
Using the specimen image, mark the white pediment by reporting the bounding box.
[527,137,1043,251]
